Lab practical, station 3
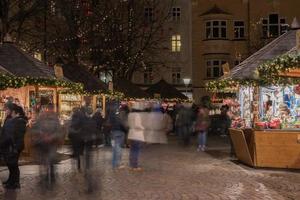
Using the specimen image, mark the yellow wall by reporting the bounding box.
[192,0,300,103]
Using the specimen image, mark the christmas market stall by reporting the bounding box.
[61,62,109,119]
[146,79,188,100]
[145,79,189,114]
[207,28,300,169]
[114,78,150,99]
[0,42,82,155]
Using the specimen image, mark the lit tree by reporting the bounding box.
[26,0,174,81]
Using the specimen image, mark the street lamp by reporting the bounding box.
[183,78,191,97]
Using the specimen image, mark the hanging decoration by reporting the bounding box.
[0,73,126,99]
[0,73,83,92]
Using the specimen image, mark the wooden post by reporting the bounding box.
[34,85,39,113]
[102,95,106,118]
[92,95,97,112]
[252,86,260,127]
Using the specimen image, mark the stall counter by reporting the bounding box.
[229,128,300,169]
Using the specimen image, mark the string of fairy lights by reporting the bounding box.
[206,53,300,92]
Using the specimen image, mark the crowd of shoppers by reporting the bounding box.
[0,96,233,191]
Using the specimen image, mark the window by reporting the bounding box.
[172,7,181,21]
[145,7,154,22]
[206,20,227,39]
[262,14,288,38]
[172,67,181,84]
[171,35,181,52]
[234,21,245,39]
[206,60,226,78]
[144,67,153,84]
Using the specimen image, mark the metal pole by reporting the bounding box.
[186,85,188,97]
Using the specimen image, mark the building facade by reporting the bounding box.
[192,0,300,103]
[132,0,193,99]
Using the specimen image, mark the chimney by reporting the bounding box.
[54,58,64,79]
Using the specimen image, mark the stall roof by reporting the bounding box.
[0,65,12,74]
[0,43,56,78]
[226,30,297,80]
[114,78,150,98]
[146,79,187,99]
[62,63,107,92]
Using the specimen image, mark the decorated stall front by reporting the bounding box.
[0,43,84,156]
[207,28,300,169]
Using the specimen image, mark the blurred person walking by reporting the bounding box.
[69,107,96,171]
[195,105,210,152]
[92,109,104,148]
[108,103,128,169]
[0,104,27,189]
[128,103,147,171]
[69,107,85,170]
[69,106,97,192]
[128,102,170,171]
[31,104,63,187]
[176,103,194,146]
[220,105,233,156]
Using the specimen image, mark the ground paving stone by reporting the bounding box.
[0,137,299,200]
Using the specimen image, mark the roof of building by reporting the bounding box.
[226,30,297,80]
[146,79,187,99]
[0,43,56,78]
[200,5,231,16]
[0,64,12,74]
[114,78,150,98]
[62,63,107,92]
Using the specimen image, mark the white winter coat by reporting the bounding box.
[128,112,170,144]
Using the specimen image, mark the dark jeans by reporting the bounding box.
[129,140,142,168]
[112,131,125,168]
[104,132,111,146]
[179,126,192,146]
[4,151,21,185]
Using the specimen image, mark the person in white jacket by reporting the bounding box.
[128,103,170,171]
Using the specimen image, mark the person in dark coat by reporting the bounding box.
[176,104,194,146]
[0,104,27,189]
[109,104,128,169]
[92,109,104,147]
[69,107,97,171]
[69,107,86,168]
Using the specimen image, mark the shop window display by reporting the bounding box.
[256,85,300,129]
[239,87,253,128]
[60,94,82,121]
[223,98,245,129]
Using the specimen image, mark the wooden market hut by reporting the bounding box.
[0,42,80,156]
[146,79,188,100]
[114,78,150,99]
[0,42,74,111]
[217,26,300,169]
[61,63,108,113]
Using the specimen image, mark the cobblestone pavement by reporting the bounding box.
[0,136,299,200]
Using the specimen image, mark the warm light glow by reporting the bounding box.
[183,78,191,85]
[171,35,181,52]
